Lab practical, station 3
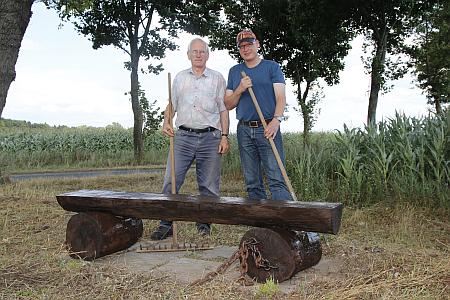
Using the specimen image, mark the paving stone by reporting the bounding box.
[94,241,341,295]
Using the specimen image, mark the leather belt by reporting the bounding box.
[240,119,272,128]
[179,125,216,133]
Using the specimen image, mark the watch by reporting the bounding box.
[274,115,284,122]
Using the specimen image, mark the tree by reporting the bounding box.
[125,83,163,136]
[285,0,352,144]
[53,0,180,161]
[0,0,34,118]
[53,0,219,161]
[200,0,352,143]
[407,1,450,114]
[345,0,438,126]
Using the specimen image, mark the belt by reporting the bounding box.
[179,125,216,133]
[240,119,272,128]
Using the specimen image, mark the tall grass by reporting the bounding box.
[1,113,448,207]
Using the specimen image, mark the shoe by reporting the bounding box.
[197,225,211,236]
[150,225,173,240]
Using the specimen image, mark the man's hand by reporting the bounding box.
[218,136,230,154]
[162,122,174,137]
[238,75,253,93]
[264,119,280,139]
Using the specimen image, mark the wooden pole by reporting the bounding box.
[167,73,178,246]
[240,71,298,201]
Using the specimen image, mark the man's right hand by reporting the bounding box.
[162,122,174,137]
[238,75,253,93]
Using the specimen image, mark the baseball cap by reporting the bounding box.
[236,29,257,47]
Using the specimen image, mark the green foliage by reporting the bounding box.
[344,0,438,124]
[125,83,164,136]
[48,0,212,160]
[256,277,279,297]
[0,118,52,129]
[285,113,449,207]
[1,114,448,207]
[0,123,168,171]
[406,1,450,114]
[332,113,449,206]
[196,0,352,138]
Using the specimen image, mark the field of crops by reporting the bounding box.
[1,113,448,207]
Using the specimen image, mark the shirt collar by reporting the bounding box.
[189,67,210,77]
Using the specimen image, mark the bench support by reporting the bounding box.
[66,212,143,260]
[239,228,322,283]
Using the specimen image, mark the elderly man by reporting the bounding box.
[224,29,291,201]
[150,38,229,240]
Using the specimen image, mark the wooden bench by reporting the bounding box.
[57,189,343,283]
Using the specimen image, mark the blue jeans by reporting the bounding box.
[160,129,222,229]
[237,122,293,201]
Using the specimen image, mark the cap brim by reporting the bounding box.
[237,38,256,46]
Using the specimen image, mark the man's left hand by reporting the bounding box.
[264,119,280,139]
[218,137,230,154]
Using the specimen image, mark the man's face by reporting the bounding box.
[238,41,259,61]
[188,40,209,69]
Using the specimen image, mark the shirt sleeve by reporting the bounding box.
[171,73,180,112]
[226,67,235,91]
[270,62,285,84]
[217,74,226,112]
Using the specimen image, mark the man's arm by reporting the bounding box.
[273,83,287,117]
[224,75,253,110]
[265,83,286,139]
[218,109,230,154]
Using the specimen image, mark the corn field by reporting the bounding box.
[0,122,168,169]
[1,113,448,207]
[285,113,449,208]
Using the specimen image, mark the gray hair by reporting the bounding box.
[187,38,209,54]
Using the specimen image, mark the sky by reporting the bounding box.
[3,3,432,133]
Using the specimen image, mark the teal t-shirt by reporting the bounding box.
[226,59,285,121]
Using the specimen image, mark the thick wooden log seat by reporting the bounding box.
[57,189,343,234]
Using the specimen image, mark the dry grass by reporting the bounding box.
[0,173,448,299]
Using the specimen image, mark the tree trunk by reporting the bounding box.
[297,77,312,146]
[130,55,143,162]
[129,5,143,162]
[367,32,387,127]
[0,0,34,118]
[434,95,442,115]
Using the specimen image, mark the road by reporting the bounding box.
[9,168,163,182]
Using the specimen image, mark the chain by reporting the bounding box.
[243,238,278,271]
[188,250,240,287]
[188,237,278,287]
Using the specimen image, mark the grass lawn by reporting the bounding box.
[0,172,448,299]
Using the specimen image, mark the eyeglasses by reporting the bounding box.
[190,50,207,56]
[238,43,254,51]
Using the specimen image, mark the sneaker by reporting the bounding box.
[197,225,211,236]
[150,225,173,240]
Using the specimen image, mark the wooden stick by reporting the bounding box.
[167,72,178,246]
[240,71,298,201]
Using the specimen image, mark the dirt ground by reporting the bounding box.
[0,174,448,299]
